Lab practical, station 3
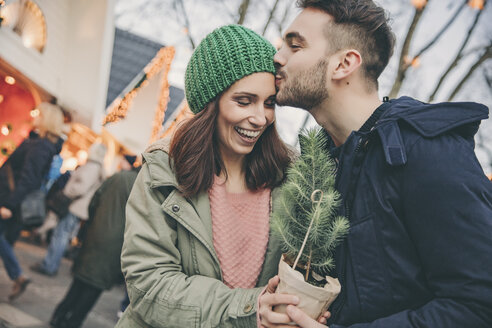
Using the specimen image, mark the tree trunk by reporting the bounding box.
[389,3,429,98]
[237,0,250,25]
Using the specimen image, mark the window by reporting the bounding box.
[0,0,47,53]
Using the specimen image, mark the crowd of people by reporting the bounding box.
[1,0,491,327]
[0,102,140,326]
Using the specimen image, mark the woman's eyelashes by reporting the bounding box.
[234,96,276,108]
[236,97,251,106]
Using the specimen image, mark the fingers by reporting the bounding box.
[260,309,293,326]
[266,275,280,294]
[259,292,300,327]
[260,292,299,308]
[286,305,326,328]
[317,311,331,325]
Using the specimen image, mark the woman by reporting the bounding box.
[0,102,65,301]
[116,25,292,327]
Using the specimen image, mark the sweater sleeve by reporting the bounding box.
[332,133,492,328]
[120,163,263,328]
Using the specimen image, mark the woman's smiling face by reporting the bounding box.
[216,72,276,161]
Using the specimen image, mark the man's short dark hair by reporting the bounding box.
[297,0,395,90]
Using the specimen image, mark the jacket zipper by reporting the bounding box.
[330,136,364,323]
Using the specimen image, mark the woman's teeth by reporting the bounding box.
[235,127,261,139]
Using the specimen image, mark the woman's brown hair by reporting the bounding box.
[169,100,291,198]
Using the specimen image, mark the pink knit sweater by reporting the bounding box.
[209,177,271,289]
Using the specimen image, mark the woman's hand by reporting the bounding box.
[0,207,13,219]
[259,276,299,327]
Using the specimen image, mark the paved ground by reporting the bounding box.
[0,240,125,328]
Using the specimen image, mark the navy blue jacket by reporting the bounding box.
[328,97,492,327]
[0,135,62,210]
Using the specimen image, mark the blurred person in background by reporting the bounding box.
[0,102,64,301]
[30,142,107,277]
[49,155,140,328]
[33,170,73,245]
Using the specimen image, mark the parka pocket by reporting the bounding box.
[347,213,391,320]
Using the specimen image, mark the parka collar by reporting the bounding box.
[142,138,179,189]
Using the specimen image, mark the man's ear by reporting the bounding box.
[331,49,362,80]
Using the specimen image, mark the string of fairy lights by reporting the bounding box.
[102,46,176,145]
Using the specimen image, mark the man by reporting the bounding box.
[259,0,492,327]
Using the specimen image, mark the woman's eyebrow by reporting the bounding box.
[232,92,258,99]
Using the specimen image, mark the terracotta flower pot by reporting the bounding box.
[273,255,341,320]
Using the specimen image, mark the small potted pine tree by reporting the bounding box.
[271,127,349,320]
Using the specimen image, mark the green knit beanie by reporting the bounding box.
[185,24,276,114]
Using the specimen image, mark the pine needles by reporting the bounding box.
[271,128,349,283]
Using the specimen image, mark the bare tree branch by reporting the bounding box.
[428,1,488,101]
[389,2,430,98]
[413,0,467,59]
[485,69,492,89]
[262,0,281,36]
[237,0,250,25]
[448,44,492,101]
[175,0,196,49]
[276,1,292,34]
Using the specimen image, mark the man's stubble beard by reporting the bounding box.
[276,58,329,111]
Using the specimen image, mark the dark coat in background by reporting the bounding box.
[0,135,62,210]
[328,97,492,328]
[72,168,140,290]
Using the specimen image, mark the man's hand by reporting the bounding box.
[259,276,331,327]
[0,207,12,219]
[287,305,330,327]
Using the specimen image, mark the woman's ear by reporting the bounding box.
[331,49,362,81]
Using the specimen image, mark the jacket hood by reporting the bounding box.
[374,97,489,167]
[142,137,178,188]
[378,96,489,138]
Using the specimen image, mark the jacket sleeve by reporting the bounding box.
[333,133,492,328]
[4,142,53,209]
[121,163,263,328]
[63,163,102,199]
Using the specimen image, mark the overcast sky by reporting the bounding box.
[115,0,492,172]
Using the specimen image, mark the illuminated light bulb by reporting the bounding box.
[411,0,427,10]
[76,150,88,163]
[22,36,33,48]
[1,125,9,136]
[0,95,4,103]
[411,56,420,68]
[468,0,484,9]
[63,157,78,172]
[30,108,40,117]
[5,76,15,85]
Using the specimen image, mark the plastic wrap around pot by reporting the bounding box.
[273,256,341,320]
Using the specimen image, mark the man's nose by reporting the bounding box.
[274,48,286,67]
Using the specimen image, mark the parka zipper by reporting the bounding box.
[330,136,365,324]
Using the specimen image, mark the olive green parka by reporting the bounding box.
[116,143,283,327]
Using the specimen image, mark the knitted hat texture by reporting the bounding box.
[185,24,276,114]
